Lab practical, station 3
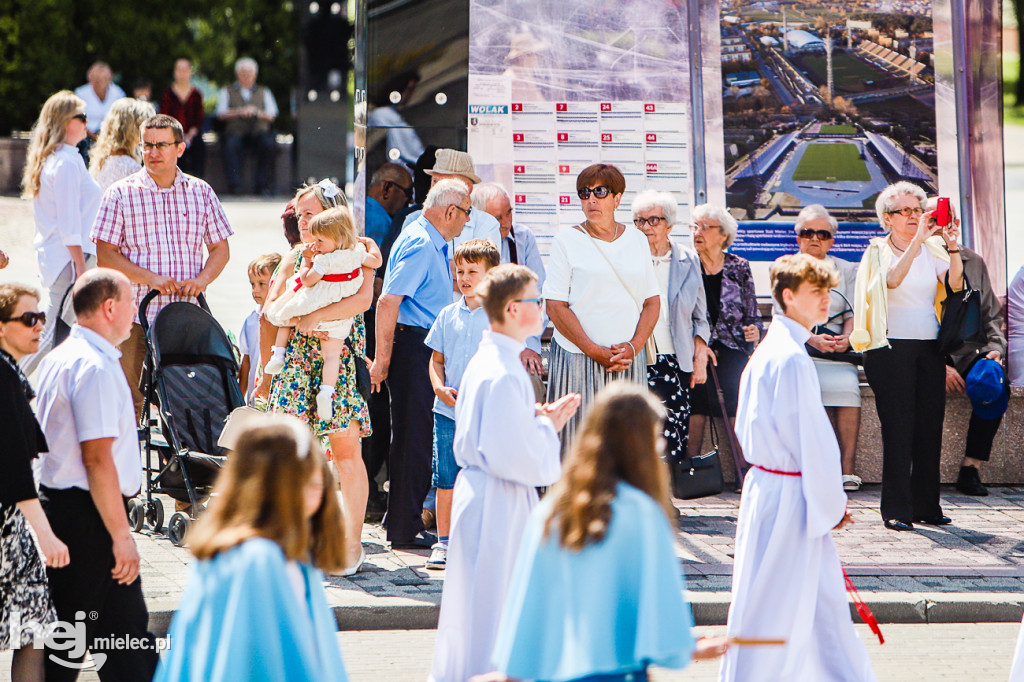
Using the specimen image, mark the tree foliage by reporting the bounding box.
[0,0,297,134]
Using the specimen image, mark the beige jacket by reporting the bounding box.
[850,236,951,352]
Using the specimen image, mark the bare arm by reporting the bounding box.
[180,238,230,297]
[293,266,374,335]
[546,299,617,368]
[610,296,660,367]
[430,350,458,407]
[370,293,402,389]
[298,258,323,288]
[239,356,251,396]
[264,249,299,310]
[68,245,87,280]
[81,438,139,584]
[358,237,384,269]
[16,498,69,567]
[96,239,175,290]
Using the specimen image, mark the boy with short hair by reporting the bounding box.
[239,253,281,404]
[424,239,500,569]
[428,264,580,682]
[721,253,877,681]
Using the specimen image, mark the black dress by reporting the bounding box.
[0,349,56,649]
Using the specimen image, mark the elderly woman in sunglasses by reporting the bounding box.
[851,181,963,532]
[20,90,102,375]
[631,190,711,467]
[0,284,69,682]
[790,204,862,491]
[544,163,660,452]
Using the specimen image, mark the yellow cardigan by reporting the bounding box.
[849,236,951,352]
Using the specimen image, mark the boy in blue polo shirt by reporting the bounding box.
[424,239,500,568]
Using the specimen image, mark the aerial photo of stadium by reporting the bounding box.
[720,0,936,223]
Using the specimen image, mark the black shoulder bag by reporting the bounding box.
[670,412,724,500]
[937,271,984,356]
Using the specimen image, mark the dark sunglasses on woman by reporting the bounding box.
[798,229,834,241]
[2,311,46,327]
[577,186,611,200]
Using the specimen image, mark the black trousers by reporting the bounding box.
[965,411,1002,461]
[863,340,946,523]
[362,306,390,493]
[40,487,157,682]
[384,325,434,543]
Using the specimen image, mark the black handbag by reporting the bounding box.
[52,284,75,347]
[670,414,724,500]
[345,339,371,403]
[937,271,985,355]
[805,289,862,366]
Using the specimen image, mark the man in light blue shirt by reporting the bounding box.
[372,178,472,548]
[473,182,548,378]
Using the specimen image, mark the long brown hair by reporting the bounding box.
[188,416,347,572]
[545,382,674,551]
[21,90,86,199]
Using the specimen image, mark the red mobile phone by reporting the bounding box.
[935,197,951,227]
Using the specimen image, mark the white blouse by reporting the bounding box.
[886,248,948,340]
[92,154,142,193]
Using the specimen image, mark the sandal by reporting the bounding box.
[842,474,862,492]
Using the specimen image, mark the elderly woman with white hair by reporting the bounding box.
[215,57,278,195]
[789,204,863,491]
[851,181,963,531]
[632,190,711,465]
[686,204,762,467]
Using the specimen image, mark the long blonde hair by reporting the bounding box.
[188,416,348,572]
[21,91,86,199]
[89,98,156,175]
[544,382,674,551]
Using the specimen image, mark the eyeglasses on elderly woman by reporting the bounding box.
[633,216,666,227]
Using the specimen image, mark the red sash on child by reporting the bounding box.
[293,268,361,292]
[749,463,885,645]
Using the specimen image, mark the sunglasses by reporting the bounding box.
[798,229,834,240]
[2,311,46,327]
[577,186,611,200]
[72,113,88,123]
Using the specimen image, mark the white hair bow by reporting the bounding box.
[317,178,340,199]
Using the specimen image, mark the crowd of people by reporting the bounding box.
[3,74,1024,681]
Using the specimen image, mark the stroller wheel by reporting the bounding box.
[127,499,145,533]
[145,500,165,533]
[167,512,191,547]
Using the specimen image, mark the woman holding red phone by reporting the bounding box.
[850,181,963,532]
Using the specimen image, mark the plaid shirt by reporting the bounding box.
[91,169,233,323]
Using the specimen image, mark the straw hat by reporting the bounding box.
[506,32,548,62]
[424,148,481,184]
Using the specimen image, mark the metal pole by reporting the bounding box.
[688,0,707,205]
[949,0,975,247]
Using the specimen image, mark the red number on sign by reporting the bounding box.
[512,103,522,111]
[514,165,525,173]
[602,133,612,142]
[559,165,570,173]
[515,195,526,203]
[559,196,571,205]
[601,103,611,111]
[645,103,655,112]
[556,103,567,111]
[513,134,524,142]
[646,133,657,142]
[558,133,568,141]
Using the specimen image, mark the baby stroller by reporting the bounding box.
[130,290,245,546]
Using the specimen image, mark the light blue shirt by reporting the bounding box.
[424,297,491,420]
[403,207,502,257]
[381,214,453,329]
[364,196,391,247]
[501,223,547,354]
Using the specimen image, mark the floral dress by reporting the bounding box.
[268,247,372,438]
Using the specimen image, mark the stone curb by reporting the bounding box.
[144,591,1024,637]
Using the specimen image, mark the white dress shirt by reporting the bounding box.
[32,145,101,287]
[35,325,144,497]
[74,83,127,133]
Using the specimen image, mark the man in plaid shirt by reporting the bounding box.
[92,114,233,419]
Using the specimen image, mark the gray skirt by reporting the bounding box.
[547,340,648,455]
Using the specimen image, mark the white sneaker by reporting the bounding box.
[316,387,335,419]
[264,355,286,375]
[425,542,447,569]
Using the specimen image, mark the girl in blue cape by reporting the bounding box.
[481,382,728,682]
[154,415,350,682]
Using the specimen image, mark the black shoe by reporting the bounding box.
[914,515,952,526]
[884,519,914,531]
[955,465,989,497]
[390,531,437,550]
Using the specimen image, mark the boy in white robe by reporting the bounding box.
[429,264,581,682]
[720,254,877,682]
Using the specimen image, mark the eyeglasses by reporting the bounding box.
[887,207,924,218]
[798,229,834,240]
[71,113,88,123]
[451,204,472,218]
[634,216,666,227]
[389,181,413,198]
[690,222,721,232]
[1,311,46,327]
[512,297,543,307]
[577,186,611,200]
[139,141,179,153]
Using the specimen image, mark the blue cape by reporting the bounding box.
[154,537,347,682]
[492,483,696,681]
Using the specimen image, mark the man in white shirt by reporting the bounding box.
[74,61,126,138]
[35,268,157,681]
[215,57,279,195]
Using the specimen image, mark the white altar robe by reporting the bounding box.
[1010,616,1024,681]
[719,316,877,682]
[428,330,562,682]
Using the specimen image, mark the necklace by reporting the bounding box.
[888,235,906,253]
[583,220,621,241]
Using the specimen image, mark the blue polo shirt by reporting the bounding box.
[364,196,391,247]
[424,297,491,420]
[381,214,453,329]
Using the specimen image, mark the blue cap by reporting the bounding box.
[965,359,1009,420]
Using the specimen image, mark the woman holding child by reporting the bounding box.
[261,180,381,573]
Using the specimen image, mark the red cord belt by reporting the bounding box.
[293,268,361,292]
[748,463,885,644]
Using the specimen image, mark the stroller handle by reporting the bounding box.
[138,290,211,332]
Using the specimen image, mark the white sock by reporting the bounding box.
[264,346,286,374]
[316,384,335,419]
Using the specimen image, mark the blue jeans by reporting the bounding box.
[431,413,459,489]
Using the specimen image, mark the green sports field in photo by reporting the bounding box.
[820,124,857,134]
[792,143,872,182]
